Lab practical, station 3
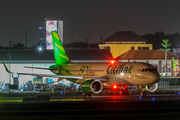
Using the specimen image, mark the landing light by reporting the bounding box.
[121,73,124,76]
[113,85,117,89]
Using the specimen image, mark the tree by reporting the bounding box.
[159,39,171,77]
[12,43,25,49]
[141,31,166,49]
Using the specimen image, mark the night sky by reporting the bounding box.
[0,0,180,47]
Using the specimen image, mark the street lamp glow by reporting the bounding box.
[38,47,42,51]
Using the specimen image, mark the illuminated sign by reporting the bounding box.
[46,20,58,49]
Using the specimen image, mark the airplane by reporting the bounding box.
[2,31,160,96]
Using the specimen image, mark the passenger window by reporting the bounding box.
[145,69,148,72]
[142,69,145,72]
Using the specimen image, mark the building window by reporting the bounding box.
[154,65,157,70]
[142,47,149,50]
[138,47,141,50]
[131,47,134,50]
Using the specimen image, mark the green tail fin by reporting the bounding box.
[51,31,70,65]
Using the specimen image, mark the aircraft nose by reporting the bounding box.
[148,72,160,84]
[153,72,160,83]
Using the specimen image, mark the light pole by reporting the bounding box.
[7,53,11,84]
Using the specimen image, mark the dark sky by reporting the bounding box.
[0,0,180,47]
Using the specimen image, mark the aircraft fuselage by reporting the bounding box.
[50,62,160,86]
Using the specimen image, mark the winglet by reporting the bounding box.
[2,60,11,73]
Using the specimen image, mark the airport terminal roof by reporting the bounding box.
[116,50,180,60]
[104,31,149,43]
[0,49,113,62]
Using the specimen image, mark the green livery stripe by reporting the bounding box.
[58,53,69,61]
[55,43,65,53]
[52,31,70,65]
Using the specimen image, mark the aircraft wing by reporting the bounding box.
[2,61,108,82]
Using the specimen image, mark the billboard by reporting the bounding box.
[46,20,63,50]
[46,20,58,49]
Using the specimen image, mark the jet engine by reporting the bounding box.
[81,79,103,94]
[137,83,158,92]
[146,83,158,92]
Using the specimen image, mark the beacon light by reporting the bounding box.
[111,60,114,64]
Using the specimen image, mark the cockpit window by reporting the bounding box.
[149,69,154,72]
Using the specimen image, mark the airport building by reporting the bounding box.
[99,31,153,58]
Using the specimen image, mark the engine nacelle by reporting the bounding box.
[81,80,103,94]
[146,83,158,92]
[137,83,158,92]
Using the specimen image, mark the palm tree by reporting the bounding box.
[159,39,171,77]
